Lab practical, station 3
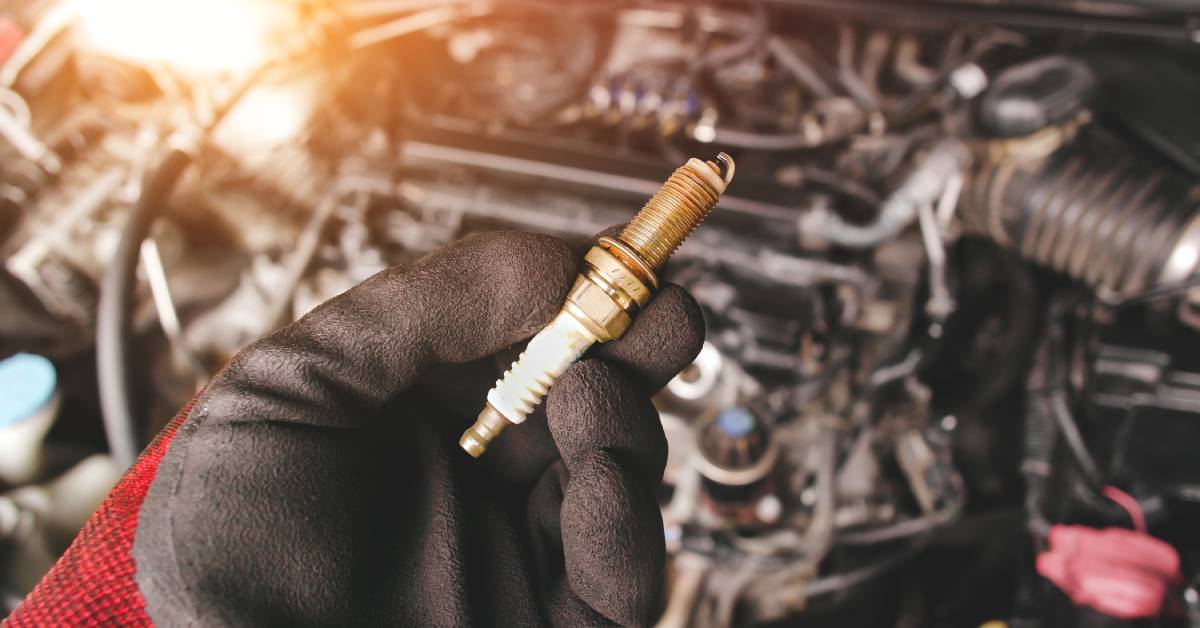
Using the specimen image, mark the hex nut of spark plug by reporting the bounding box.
[564,272,634,343]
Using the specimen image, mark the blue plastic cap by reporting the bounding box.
[715,406,756,439]
[0,353,57,428]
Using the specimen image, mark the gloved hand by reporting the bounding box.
[6,231,704,627]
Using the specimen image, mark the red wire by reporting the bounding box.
[1103,485,1147,533]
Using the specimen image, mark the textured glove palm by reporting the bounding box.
[130,231,705,627]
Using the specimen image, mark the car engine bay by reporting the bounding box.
[2,0,1200,625]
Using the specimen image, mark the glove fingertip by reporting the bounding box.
[560,451,665,625]
[546,360,667,485]
[594,283,706,392]
[429,231,579,355]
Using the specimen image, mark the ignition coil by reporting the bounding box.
[459,154,735,457]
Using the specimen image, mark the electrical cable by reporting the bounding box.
[1020,297,1116,543]
[797,166,881,207]
[1103,485,1147,533]
[349,4,483,49]
[1039,299,1104,492]
[859,30,891,100]
[706,11,991,152]
[1110,274,1200,308]
[837,507,959,545]
[697,12,881,152]
[803,544,921,598]
[1023,378,1056,540]
[141,238,209,389]
[783,514,1015,628]
[1049,389,1102,488]
[96,148,193,467]
[707,126,849,151]
[735,542,924,624]
[766,37,835,100]
[95,68,269,468]
[835,22,876,110]
[1165,484,1200,503]
[693,1,769,72]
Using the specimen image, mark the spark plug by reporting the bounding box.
[459,154,736,457]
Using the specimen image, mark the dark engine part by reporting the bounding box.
[979,55,1096,139]
[1084,47,1200,180]
[696,406,778,505]
[1087,334,1200,492]
[966,128,1200,296]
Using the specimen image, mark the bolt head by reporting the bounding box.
[755,494,783,524]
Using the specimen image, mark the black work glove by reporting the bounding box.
[131,231,705,626]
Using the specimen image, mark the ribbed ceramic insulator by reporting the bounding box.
[486,311,596,424]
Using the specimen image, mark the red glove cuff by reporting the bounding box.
[3,402,192,627]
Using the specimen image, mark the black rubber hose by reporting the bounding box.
[1049,389,1102,488]
[92,63,269,469]
[1022,335,1058,540]
[96,147,193,467]
[1022,393,1055,538]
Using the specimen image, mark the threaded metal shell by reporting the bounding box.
[619,159,724,270]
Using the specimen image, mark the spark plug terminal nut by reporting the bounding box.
[459,154,735,457]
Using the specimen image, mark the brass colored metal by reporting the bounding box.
[583,246,652,308]
[618,157,728,270]
[564,274,634,342]
[459,153,734,457]
[597,236,659,289]
[460,405,510,458]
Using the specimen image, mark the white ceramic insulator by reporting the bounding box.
[487,310,597,424]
